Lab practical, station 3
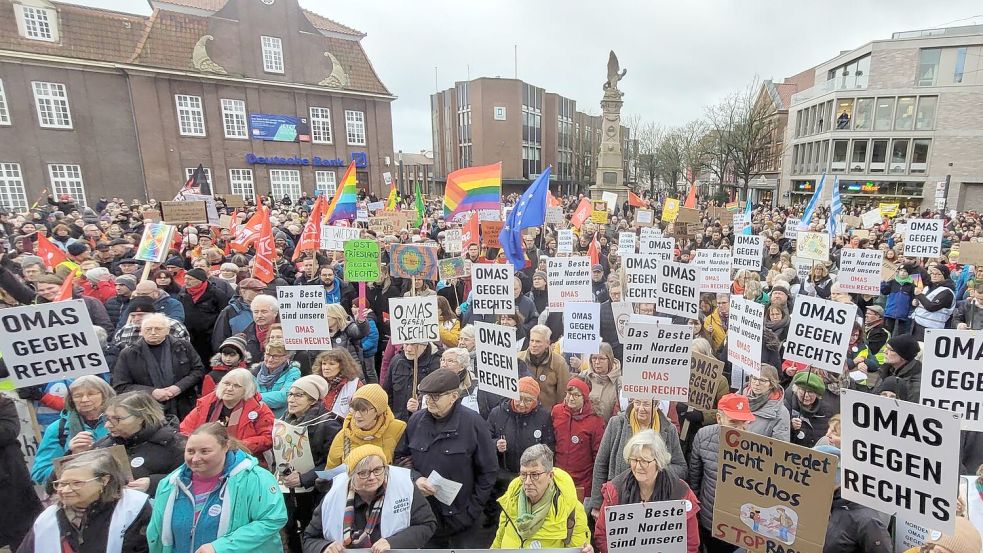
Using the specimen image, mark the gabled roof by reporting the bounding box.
[152,0,363,37]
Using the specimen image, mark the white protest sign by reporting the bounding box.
[836,249,883,295]
[602,191,619,212]
[922,329,983,431]
[635,209,654,226]
[731,213,746,231]
[470,263,514,315]
[320,225,361,251]
[444,228,462,253]
[623,254,659,304]
[0,300,108,389]
[271,420,315,491]
[356,208,369,222]
[478,209,501,221]
[732,235,763,271]
[603,500,688,553]
[783,295,856,373]
[474,322,519,399]
[655,260,701,319]
[693,249,731,293]
[563,302,601,354]
[367,200,385,212]
[629,314,672,325]
[557,229,574,253]
[796,231,831,262]
[389,296,438,344]
[640,236,674,260]
[727,296,764,380]
[640,226,663,240]
[903,218,943,258]
[612,301,634,341]
[622,322,692,401]
[618,232,637,255]
[545,206,564,224]
[893,516,937,553]
[841,390,961,534]
[792,256,814,283]
[784,219,801,240]
[861,208,882,229]
[546,256,592,309]
[276,286,331,350]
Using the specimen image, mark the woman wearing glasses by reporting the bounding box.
[251,340,301,418]
[92,391,185,495]
[303,444,436,553]
[326,384,406,468]
[740,364,791,441]
[594,430,701,553]
[180,368,275,456]
[18,449,151,553]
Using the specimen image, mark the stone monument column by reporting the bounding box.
[591,51,628,208]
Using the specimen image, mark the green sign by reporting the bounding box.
[344,239,380,282]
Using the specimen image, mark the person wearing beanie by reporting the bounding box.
[106,274,137,327]
[487,376,556,475]
[250,339,301,419]
[742,363,791,441]
[178,264,226,362]
[873,375,910,401]
[66,240,89,260]
[304,443,437,552]
[202,334,252,397]
[80,266,116,304]
[912,262,956,340]
[785,369,836,447]
[552,377,605,498]
[880,334,924,402]
[815,444,895,553]
[769,280,792,311]
[327,383,406,470]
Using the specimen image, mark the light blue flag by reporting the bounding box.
[828,176,842,240]
[741,195,754,235]
[797,172,826,230]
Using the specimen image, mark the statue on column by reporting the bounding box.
[593,51,628,204]
[603,51,626,99]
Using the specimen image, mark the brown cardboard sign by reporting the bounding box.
[480,221,504,248]
[160,201,208,224]
[676,207,702,224]
[223,195,246,208]
[688,352,723,411]
[957,241,983,266]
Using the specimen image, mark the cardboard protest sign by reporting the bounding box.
[602,191,618,211]
[842,214,862,229]
[861,208,882,228]
[546,257,592,309]
[623,254,659,304]
[557,229,574,253]
[563,301,601,354]
[850,229,870,240]
[390,244,438,280]
[343,239,380,282]
[956,241,983,266]
[662,198,680,223]
[389,296,438,344]
[618,232,636,255]
[639,236,674,260]
[480,221,504,248]
[160,200,208,224]
[922,329,983,431]
[320,225,360,251]
[795,232,830,262]
[841,390,961,534]
[612,301,633,342]
[443,228,462,253]
[437,256,469,280]
[470,263,514,314]
[732,235,763,271]
[277,286,331,350]
[688,352,724,411]
[881,261,897,282]
[784,295,856,374]
[2,392,41,474]
[693,249,732,293]
[836,248,883,295]
[474,322,519,400]
[712,427,837,553]
[591,201,609,224]
[727,296,764,380]
[272,419,315,492]
[784,219,800,240]
[903,219,943,258]
[223,195,246,208]
[622,322,692,401]
[545,206,564,224]
[676,207,701,224]
[654,260,701,319]
[0,300,108,389]
[634,208,654,226]
[134,222,173,263]
[603,500,688,553]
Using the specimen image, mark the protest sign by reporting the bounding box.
[276,286,331,350]
[850,229,870,240]
[784,219,800,240]
[792,256,814,283]
[622,322,692,401]
[640,226,663,240]
[836,248,883,295]
[676,207,701,224]
[795,232,830,262]
[0,300,108,389]
[591,201,609,224]
[389,296,438,345]
[320,225,361,251]
[223,195,246,208]
[390,244,438,280]
[623,254,659,304]
[842,214,862,229]
[546,256,592,308]
[478,209,502,222]
[343,239,380,282]
[618,232,636,254]
[563,302,601,354]
[444,229,462,253]
[545,206,564,224]
[880,202,899,217]
[356,207,369,222]
[922,329,983,431]
[731,213,746,232]
[894,515,937,553]
[727,296,764,380]
[367,200,385,212]
[603,500,688,553]
[612,301,633,341]
[903,219,943,257]
[688,352,724,411]
[841,390,961,534]
[635,208,654,226]
[2,392,41,475]
[639,236,674,260]
[861,208,882,228]
[437,256,469,280]
[956,241,983,266]
[693,249,732,293]
[732,235,763,271]
[784,295,856,373]
[470,263,514,314]
[662,198,680,223]
[654,260,701,319]
[602,191,618,211]
[712,427,837,553]
[134,222,173,263]
[474,322,519,400]
[480,221,504,248]
[272,419,315,491]
[160,200,208,224]
[881,261,897,282]
[557,229,574,253]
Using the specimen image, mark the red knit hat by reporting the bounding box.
[566,378,590,398]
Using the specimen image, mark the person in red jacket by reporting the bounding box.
[551,378,604,501]
[81,266,117,304]
[179,367,274,456]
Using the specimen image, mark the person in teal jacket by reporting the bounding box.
[147,422,287,553]
[251,340,301,418]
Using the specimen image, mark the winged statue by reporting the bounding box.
[603,50,626,92]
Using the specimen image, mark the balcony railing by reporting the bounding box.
[791,77,868,106]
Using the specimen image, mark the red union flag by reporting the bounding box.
[570,198,592,228]
[292,195,325,261]
[36,233,68,269]
[251,215,277,283]
[230,205,268,253]
[460,211,479,250]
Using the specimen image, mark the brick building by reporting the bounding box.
[0,0,395,210]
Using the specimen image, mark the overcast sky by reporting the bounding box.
[81,1,983,152]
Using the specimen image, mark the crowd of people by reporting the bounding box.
[0,189,980,553]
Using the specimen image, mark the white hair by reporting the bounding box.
[530,324,552,340]
[623,429,672,471]
[250,294,279,313]
[141,313,172,329]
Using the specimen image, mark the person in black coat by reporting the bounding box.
[177,268,226,362]
[0,394,43,551]
[384,343,442,422]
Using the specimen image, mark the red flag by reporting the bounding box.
[230,205,268,253]
[570,198,593,228]
[55,272,76,301]
[461,211,480,250]
[546,191,561,208]
[684,185,697,209]
[251,215,277,283]
[587,232,601,266]
[628,191,645,208]
[36,233,68,269]
[292,196,325,261]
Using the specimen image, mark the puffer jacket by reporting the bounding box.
[743,387,791,441]
[551,398,605,496]
[596,469,701,553]
[486,400,556,473]
[384,344,442,422]
[579,364,622,422]
[92,417,185,495]
[687,423,722,529]
[881,277,915,319]
[821,492,892,553]
[491,468,590,549]
[179,392,275,456]
[250,360,301,418]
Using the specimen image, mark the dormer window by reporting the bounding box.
[261,36,284,74]
[15,3,58,42]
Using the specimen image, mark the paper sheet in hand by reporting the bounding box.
[315,464,347,480]
[428,470,463,506]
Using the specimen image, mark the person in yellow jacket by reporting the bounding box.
[492,444,592,552]
[326,384,406,468]
[703,294,729,352]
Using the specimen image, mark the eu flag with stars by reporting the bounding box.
[499,166,551,271]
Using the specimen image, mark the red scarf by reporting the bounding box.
[255,324,271,349]
[187,280,208,302]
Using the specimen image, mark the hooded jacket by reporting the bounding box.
[93,417,186,495]
[250,360,301,418]
[551,397,605,495]
[487,399,556,473]
[743,386,791,441]
[179,392,275,456]
[491,467,590,549]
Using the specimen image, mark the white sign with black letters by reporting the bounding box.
[640,236,674,260]
[320,225,361,251]
[557,229,574,253]
[655,260,701,319]
[623,254,659,304]
[563,302,601,354]
[277,286,331,350]
[783,295,856,374]
[546,256,592,309]
[604,500,688,553]
[693,249,731,293]
[922,329,983,431]
[621,322,692,402]
[470,264,514,315]
[389,296,438,345]
[727,296,763,380]
[903,218,943,258]
[474,322,519,400]
[731,235,763,271]
[618,232,637,255]
[836,249,884,295]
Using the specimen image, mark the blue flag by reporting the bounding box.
[828,176,842,240]
[500,166,552,271]
[797,172,826,230]
[741,195,754,236]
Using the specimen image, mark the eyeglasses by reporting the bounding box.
[221,382,244,390]
[515,395,536,405]
[53,476,102,490]
[106,414,135,425]
[749,377,771,385]
[353,406,377,415]
[518,471,548,481]
[355,466,386,480]
[628,457,657,468]
[424,392,454,403]
[286,392,311,400]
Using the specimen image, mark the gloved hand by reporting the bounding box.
[683,410,704,424]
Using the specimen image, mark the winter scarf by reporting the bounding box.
[186,281,208,303]
[342,408,393,459]
[343,484,385,547]
[515,481,557,540]
[619,466,674,505]
[894,272,913,285]
[255,361,288,389]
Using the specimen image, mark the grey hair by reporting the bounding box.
[93,326,108,348]
[251,294,279,313]
[66,376,116,413]
[459,325,476,340]
[103,391,166,429]
[221,368,257,397]
[58,449,126,503]
[529,324,552,341]
[519,444,554,472]
[623,429,672,472]
[443,347,470,368]
[141,313,172,329]
[691,337,713,357]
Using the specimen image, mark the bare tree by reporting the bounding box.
[634,121,662,194]
[677,119,710,189]
[654,128,684,197]
[705,95,740,199]
[730,79,777,200]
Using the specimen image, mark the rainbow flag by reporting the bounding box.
[443,162,502,220]
[325,161,358,223]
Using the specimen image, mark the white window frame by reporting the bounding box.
[0,163,29,212]
[315,170,337,198]
[309,106,332,144]
[269,169,301,202]
[228,168,255,200]
[345,110,366,145]
[175,94,205,137]
[47,164,86,207]
[220,98,248,139]
[32,81,72,129]
[0,79,10,125]
[261,36,284,74]
[184,167,212,186]
[16,4,58,42]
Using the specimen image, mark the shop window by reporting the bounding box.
[910,139,930,174]
[915,96,937,130]
[870,140,888,173]
[850,140,868,173]
[894,97,915,130]
[874,98,895,131]
[854,98,874,130]
[835,99,854,129]
[890,139,909,173]
[831,140,848,172]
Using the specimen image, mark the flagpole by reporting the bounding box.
[411,277,418,401]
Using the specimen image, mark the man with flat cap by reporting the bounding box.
[395,368,498,548]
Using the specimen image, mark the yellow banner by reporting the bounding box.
[662,198,680,223]
[879,202,899,217]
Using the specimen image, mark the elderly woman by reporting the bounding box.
[32,375,116,484]
[18,450,151,553]
[741,364,791,441]
[436,346,478,410]
[579,342,623,422]
[303,444,436,553]
[802,263,833,299]
[314,348,364,417]
[492,444,591,550]
[326,303,370,369]
[180,368,275,456]
[251,340,301,418]
[93,391,185,495]
[552,378,605,501]
[148,423,288,553]
[595,430,701,553]
[327,384,406,468]
[784,370,834,447]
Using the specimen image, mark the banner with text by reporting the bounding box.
[471,264,515,315]
[474,322,519,400]
[546,257,593,309]
[921,329,983,431]
[389,296,439,345]
[622,323,692,401]
[783,295,856,374]
[277,286,331,350]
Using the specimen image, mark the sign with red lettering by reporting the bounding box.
[546,257,592,309]
[727,296,763,384]
[836,249,883,295]
[693,249,731,293]
[621,322,692,402]
[277,286,331,350]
